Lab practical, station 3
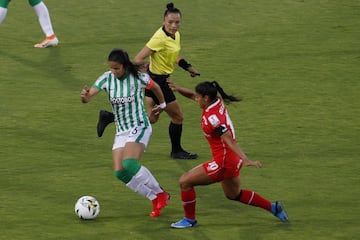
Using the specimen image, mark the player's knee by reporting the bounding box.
[28,0,42,7]
[167,108,184,123]
[226,195,237,201]
[114,169,132,184]
[178,174,192,191]
[0,0,10,8]
[227,190,242,201]
[171,113,184,123]
[122,158,141,175]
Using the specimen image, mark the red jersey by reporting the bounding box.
[201,97,237,160]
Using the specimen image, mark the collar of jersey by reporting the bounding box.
[162,26,175,40]
[115,72,129,81]
[205,98,221,112]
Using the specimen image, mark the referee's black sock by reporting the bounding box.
[169,122,182,153]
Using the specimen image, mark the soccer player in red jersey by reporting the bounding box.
[167,80,289,228]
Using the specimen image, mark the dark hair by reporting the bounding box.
[164,2,182,17]
[108,48,139,78]
[195,81,241,103]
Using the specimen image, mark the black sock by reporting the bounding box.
[169,122,183,153]
[107,110,115,122]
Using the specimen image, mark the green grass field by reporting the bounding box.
[0,0,359,239]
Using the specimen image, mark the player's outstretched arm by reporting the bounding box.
[134,46,153,66]
[176,56,200,77]
[221,131,262,168]
[80,86,99,103]
[167,78,196,100]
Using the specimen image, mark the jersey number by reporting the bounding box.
[207,161,219,171]
[130,127,138,136]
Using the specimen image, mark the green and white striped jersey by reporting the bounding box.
[93,71,152,134]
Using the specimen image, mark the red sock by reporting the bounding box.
[238,189,272,212]
[181,188,196,219]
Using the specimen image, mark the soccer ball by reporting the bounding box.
[74,196,100,220]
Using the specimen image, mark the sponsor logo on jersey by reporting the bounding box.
[110,95,135,104]
[208,114,220,127]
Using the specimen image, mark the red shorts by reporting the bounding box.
[202,152,243,182]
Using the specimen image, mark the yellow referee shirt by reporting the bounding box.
[146,27,181,75]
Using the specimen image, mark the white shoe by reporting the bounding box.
[34,36,59,48]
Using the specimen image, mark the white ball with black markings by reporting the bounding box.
[74,196,100,220]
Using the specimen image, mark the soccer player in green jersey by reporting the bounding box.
[97,3,200,160]
[81,49,170,218]
[0,0,58,48]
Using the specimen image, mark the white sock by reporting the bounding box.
[126,177,157,201]
[32,2,54,37]
[134,166,163,194]
[0,7,8,24]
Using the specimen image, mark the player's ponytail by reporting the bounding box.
[211,81,241,103]
[195,81,241,103]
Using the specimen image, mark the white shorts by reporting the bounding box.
[112,125,152,150]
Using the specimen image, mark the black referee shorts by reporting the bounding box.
[145,71,176,105]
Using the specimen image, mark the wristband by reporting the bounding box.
[158,102,166,109]
[178,59,191,71]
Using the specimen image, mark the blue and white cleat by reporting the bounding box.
[171,217,197,229]
[272,201,289,222]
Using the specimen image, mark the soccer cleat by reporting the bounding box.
[272,201,289,222]
[149,191,170,218]
[34,35,59,48]
[156,190,170,210]
[171,217,197,229]
[149,198,160,218]
[171,151,198,160]
[97,110,114,137]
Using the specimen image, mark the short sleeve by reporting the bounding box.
[138,72,153,90]
[146,34,164,52]
[93,72,109,91]
[208,114,228,136]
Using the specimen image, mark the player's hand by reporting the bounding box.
[148,105,162,124]
[138,61,150,73]
[80,86,90,103]
[152,105,162,115]
[244,159,262,168]
[187,66,200,77]
[167,78,178,91]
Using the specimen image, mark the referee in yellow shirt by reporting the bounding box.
[97,2,200,160]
